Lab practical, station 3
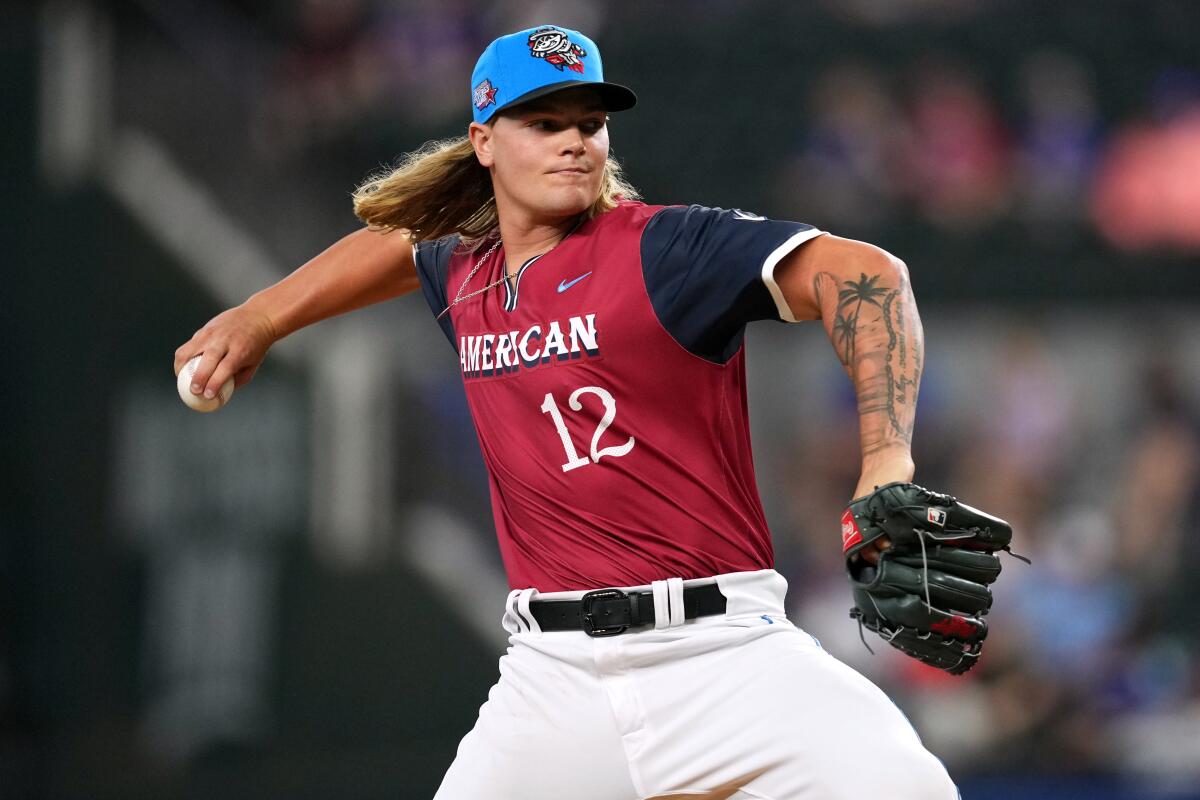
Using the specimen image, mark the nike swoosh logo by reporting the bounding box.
[732,209,766,221]
[557,271,593,293]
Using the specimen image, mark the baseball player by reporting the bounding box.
[177,25,1015,799]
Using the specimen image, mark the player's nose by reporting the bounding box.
[557,128,586,157]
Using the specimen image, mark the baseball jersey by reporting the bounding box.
[413,201,824,591]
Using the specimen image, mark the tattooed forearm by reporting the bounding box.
[815,268,923,456]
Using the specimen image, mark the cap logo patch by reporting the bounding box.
[927,508,947,526]
[473,79,499,110]
[527,26,587,74]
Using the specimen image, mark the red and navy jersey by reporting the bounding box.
[413,201,824,591]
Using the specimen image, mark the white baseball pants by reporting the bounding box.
[433,569,957,800]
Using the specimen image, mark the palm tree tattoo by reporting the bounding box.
[836,273,889,365]
[815,270,924,453]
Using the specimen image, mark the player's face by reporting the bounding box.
[473,88,610,222]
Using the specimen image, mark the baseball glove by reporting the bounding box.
[842,482,1018,675]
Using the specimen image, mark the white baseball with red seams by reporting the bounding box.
[176,355,234,413]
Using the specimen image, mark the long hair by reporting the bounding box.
[352,135,640,246]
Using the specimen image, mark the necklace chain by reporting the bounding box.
[437,238,505,319]
[434,217,583,320]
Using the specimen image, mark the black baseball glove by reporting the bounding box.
[842,482,1018,675]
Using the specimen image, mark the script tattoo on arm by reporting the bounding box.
[813,268,924,455]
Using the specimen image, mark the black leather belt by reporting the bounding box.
[528,583,727,637]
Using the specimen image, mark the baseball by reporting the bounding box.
[177,355,234,413]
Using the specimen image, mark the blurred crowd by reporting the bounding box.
[776,55,1200,253]
[239,0,605,158]
[123,0,1200,257]
[217,0,1200,253]
[764,324,1200,788]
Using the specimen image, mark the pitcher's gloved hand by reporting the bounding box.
[842,482,1019,675]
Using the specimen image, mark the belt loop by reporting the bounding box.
[502,589,523,634]
[651,580,671,630]
[503,588,540,635]
[516,588,541,636]
[667,577,685,628]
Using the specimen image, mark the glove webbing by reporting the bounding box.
[850,606,981,674]
[851,518,1029,661]
[850,525,932,658]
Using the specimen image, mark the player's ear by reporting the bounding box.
[468,121,495,168]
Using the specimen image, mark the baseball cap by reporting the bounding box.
[470,25,637,124]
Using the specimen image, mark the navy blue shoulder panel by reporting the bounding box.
[640,205,818,363]
[413,234,461,350]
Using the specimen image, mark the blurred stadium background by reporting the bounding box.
[4,1,1200,798]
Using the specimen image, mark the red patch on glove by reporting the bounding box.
[931,616,978,639]
[841,509,863,551]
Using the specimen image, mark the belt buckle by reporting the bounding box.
[580,588,628,637]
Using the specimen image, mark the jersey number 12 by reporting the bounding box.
[539,386,636,473]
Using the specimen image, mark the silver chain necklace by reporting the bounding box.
[437,238,506,320]
[434,217,584,320]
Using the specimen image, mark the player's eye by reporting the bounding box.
[580,118,606,135]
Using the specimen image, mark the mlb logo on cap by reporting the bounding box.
[470,25,637,124]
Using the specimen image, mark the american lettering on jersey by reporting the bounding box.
[413,202,823,590]
[458,313,600,380]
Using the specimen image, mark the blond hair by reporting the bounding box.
[352,135,639,246]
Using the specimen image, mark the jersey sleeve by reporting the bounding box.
[640,205,825,363]
[412,234,462,350]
